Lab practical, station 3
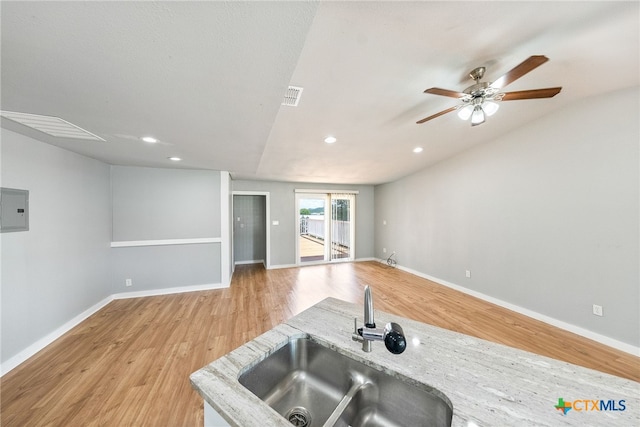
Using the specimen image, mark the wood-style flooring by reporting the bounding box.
[1,262,638,426]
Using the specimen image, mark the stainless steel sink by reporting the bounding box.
[238,337,453,427]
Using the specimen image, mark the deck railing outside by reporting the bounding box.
[300,215,350,247]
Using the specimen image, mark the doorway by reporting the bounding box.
[296,192,355,264]
[232,193,269,268]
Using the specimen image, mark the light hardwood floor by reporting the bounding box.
[1,262,638,426]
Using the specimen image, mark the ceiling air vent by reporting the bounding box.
[0,111,105,141]
[282,86,303,107]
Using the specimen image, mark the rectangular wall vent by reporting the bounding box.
[282,86,303,107]
[0,111,105,141]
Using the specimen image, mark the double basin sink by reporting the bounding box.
[238,337,452,427]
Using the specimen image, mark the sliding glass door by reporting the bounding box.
[296,192,355,264]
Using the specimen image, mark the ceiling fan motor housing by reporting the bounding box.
[464,82,490,97]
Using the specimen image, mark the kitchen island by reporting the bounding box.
[190,298,639,426]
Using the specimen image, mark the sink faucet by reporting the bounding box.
[352,285,407,354]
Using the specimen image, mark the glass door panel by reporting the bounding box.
[297,194,328,264]
[330,194,354,261]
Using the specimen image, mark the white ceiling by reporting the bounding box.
[2,1,638,185]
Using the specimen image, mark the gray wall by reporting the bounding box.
[233,195,266,264]
[375,88,639,347]
[110,166,222,292]
[110,244,221,291]
[1,128,112,363]
[111,166,220,240]
[232,180,375,266]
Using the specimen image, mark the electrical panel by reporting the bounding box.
[0,187,29,233]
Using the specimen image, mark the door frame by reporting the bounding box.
[295,189,358,266]
[232,191,271,269]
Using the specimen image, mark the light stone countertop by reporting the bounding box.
[190,297,639,426]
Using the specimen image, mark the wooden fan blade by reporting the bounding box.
[501,87,562,100]
[424,87,466,98]
[490,55,549,89]
[416,106,458,124]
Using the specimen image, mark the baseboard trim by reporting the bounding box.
[379,259,640,357]
[1,295,114,376]
[268,258,376,270]
[268,263,298,270]
[112,282,228,300]
[234,260,264,266]
[1,282,230,377]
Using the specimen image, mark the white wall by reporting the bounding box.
[375,88,639,348]
[1,129,112,364]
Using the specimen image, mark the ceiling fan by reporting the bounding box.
[417,55,562,126]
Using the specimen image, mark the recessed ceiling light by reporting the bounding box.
[168,156,182,161]
[413,147,423,153]
[324,136,337,144]
[142,136,158,143]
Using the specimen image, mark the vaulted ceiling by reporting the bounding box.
[2,1,638,184]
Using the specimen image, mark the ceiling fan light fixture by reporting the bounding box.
[457,104,474,121]
[481,100,499,116]
[471,106,485,126]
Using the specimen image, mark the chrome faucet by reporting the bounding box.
[352,285,407,354]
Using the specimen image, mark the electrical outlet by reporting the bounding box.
[465,270,471,278]
[592,304,603,316]
[125,278,133,287]
[383,248,387,253]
